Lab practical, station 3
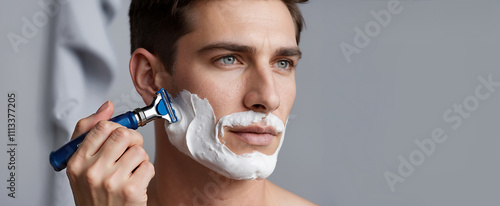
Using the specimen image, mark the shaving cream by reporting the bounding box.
[165,90,286,180]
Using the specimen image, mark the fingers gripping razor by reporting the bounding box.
[49,88,178,171]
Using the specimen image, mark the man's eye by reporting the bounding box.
[274,60,292,70]
[218,56,238,65]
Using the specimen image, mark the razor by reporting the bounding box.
[49,88,178,171]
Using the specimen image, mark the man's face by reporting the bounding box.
[160,0,300,156]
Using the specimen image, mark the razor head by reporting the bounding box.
[155,88,178,123]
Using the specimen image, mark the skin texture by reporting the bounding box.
[66,0,316,205]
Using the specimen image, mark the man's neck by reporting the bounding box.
[148,121,270,206]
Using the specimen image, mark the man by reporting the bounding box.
[66,0,315,205]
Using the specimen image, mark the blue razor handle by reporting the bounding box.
[50,88,177,172]
[49,111,139,171]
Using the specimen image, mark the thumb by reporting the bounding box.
[70,101,115,140]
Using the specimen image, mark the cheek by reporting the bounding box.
[280,74,296,98]
[278,77,296,116]
[175,68,245,120]
[208,82,245,120]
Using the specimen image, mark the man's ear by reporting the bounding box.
[129,48,166,104]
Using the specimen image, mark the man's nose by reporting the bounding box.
[243,63,280,114]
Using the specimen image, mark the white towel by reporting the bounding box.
[49,0,121,205]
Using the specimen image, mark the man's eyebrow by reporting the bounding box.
[274,47,302,59]
[198,42,256,54]
[198,42,302,59]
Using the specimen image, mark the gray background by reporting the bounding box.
[1,0,500,205]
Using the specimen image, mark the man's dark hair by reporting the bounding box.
[129,0,308,74]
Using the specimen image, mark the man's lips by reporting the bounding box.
[228,125,279,146]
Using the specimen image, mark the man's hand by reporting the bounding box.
[66,101,155,206]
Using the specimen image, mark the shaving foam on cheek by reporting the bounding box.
[165,90,286,180]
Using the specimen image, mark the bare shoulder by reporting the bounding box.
[266,180,318,206]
